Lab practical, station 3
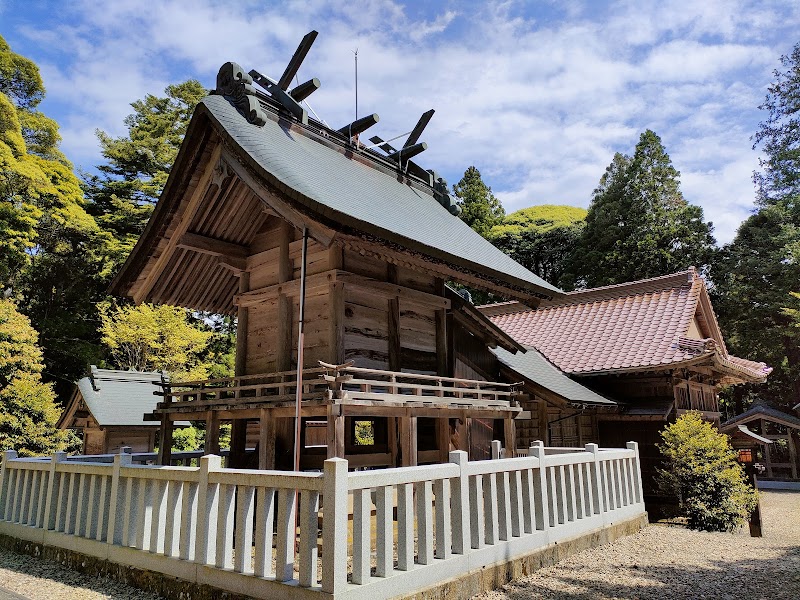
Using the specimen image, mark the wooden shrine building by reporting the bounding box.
[109,32,592,469]
[721,404,800,480]
[481,269,772,508]
[58,367,167,454]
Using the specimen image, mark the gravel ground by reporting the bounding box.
[0,552,162,600]
[477,489,800,600]
[0,491,794,599]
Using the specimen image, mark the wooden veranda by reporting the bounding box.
[152,362,521,469]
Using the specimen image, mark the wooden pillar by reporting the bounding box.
[205,411,220,456]
[436,417,450,463]
[400,415,418,467]
[273,222,295,469]
[504,416,516,457]
[538,398,549,446]
[157,417,173,465]
[329,282,345,364]
[388,417,399,467]
[435,309,449,378]
[762,419,773,478]
[788,430,798,479]
[388,298,401,372]
[258,408,276,470]
[231,272,250,468]
[327,404,344,459]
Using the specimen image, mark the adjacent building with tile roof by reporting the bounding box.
[480,269,772,511]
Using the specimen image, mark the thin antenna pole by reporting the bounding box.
[354,48,358,121]
[294,226,309,473]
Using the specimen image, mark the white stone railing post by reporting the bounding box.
[0,450,18,520]
[491,440,502,460]
[321,457,348,594]
[195,454,222,565]
[528,441,550,530]
[627,441,644,504]
[42,452,67,531]
[449,450,471,553]
[585,443,604,514]
[106,450,133,545]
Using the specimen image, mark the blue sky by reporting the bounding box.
[2,0,799,243]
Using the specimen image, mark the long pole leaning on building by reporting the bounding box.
[294,226,309,473]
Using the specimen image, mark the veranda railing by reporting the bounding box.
[0,441,644,600]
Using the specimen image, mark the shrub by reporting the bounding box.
[657,411,757,532]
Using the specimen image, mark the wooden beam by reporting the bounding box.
[388,297,401,372]
[178,231,248,259]
[133,143,222,304]
[235,272,250,376]
[205,411,220,455]
[221,147,335,247]
[235,270,336,307]
[277,221,293,372]
[327,404,345,459]
[157,417,173,465]
[337,271,450,309]
[400,415,417,467]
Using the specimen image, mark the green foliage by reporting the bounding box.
[566,131,716,288]
[100,302,213,381]
[713,206,800,411]
[172,425,202,452]
[453,166,505,237]
[713,45,800,413]
[657,412,757,532]
[354,421,375,446]
[0,35,44,110]
[753,42,800,209]
[489,205,586,287]
[0,299,80,456]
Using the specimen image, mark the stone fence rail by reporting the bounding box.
[0,441,645,600]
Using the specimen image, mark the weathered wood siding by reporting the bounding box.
[344,286,390,369]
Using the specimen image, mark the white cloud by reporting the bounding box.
[11,0,800,245]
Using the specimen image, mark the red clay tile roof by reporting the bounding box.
[481,269,771,382]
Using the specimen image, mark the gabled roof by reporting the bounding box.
[60,367,165,427]
[721,404,800,431]
[111,92,562,307]
[493,346,615,406]
[480,269,771,382]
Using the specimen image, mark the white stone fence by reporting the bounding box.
[0,442,645,600]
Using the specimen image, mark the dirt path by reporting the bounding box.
[476,490,800,600]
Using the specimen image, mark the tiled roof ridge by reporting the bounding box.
[543,268,697,307]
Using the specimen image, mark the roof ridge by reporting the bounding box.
[541,268,696,307]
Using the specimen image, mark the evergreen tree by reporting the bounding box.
[566,130,716,288]
[84,80,206,269]
[453,166,505,237]
[0,299,79,456]
[752,42,800,209]
[488,205,586,287]
[714,44,800,412]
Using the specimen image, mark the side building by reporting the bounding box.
[58,366,166,454]
[481,269,771,510]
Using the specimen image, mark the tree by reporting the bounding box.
[84,80,206,269]
[752,42,800,209]
[566,131,716,288]
[453,166,505,237]
[657,412,757,532]
[713,44,800,413]
[0,299,79,456]
[488,205,586,287]
[100,302,214,382]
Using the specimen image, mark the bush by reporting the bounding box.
[657,412,757,531]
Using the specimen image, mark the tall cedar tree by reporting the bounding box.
[713,42,800,412]
[0,35,106,396]
[453,166,505,237]
[488,205,586,287]
[565,131,716,288]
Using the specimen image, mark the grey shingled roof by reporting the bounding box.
[76,367,164,427]
[493,346,615,406]
[199,95,562,298]
[721,403,800,430]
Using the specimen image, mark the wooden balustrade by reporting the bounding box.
[0,441,645,600]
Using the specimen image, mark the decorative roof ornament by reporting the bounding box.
[213,62,267,126]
